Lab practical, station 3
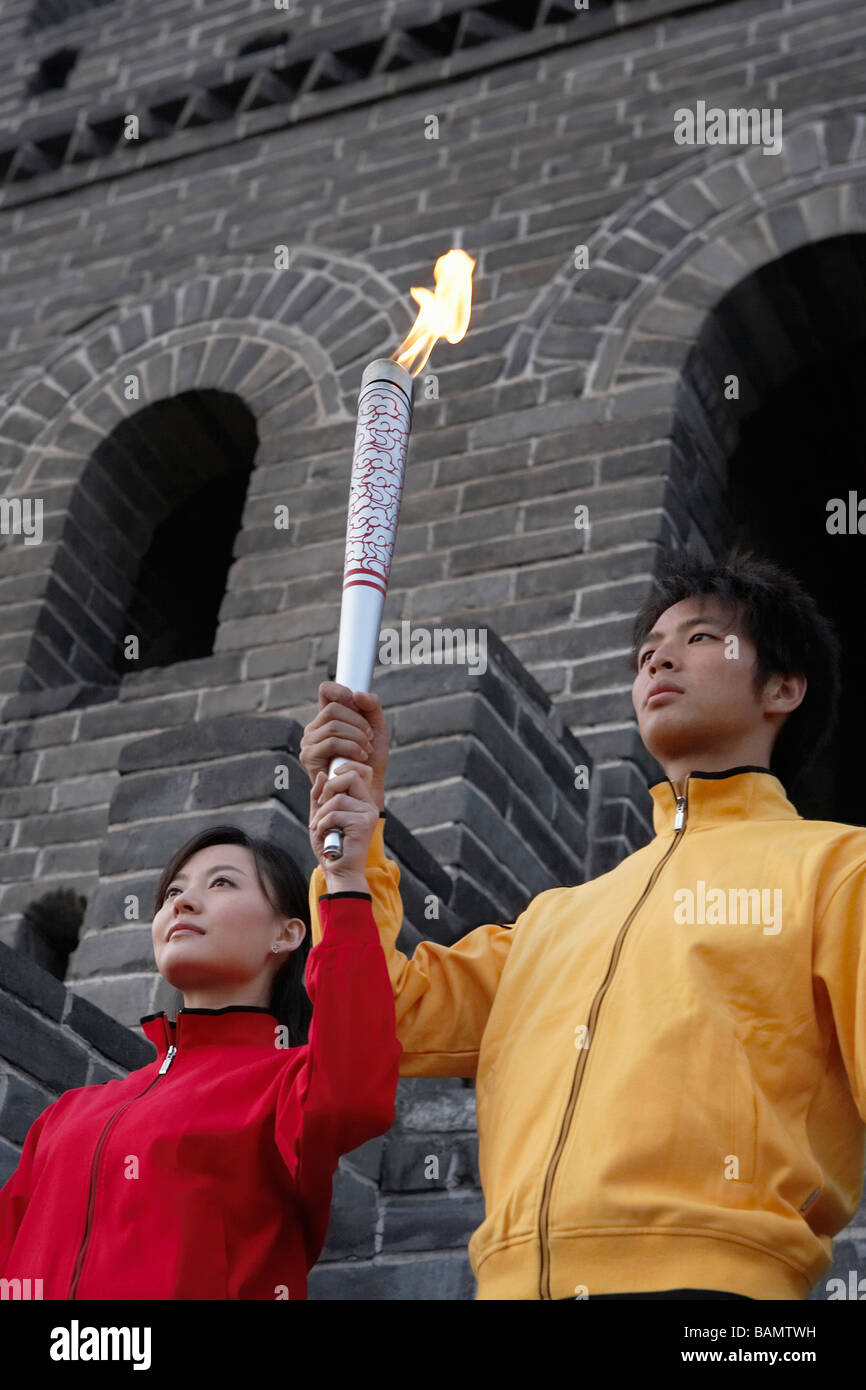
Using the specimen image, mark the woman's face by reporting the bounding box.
[152,843,306,1010]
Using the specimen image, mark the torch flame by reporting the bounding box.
[392,248,476,377]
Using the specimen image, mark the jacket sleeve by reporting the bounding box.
[307,814,517,1078]
[274,892,402,1208]
[813,857,866,1123]
[0,1103,54,1271]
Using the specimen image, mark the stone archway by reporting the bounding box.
[673,232,866,827]
[504,108,866,874]
[504,108,866,394]
[0,248,413,701]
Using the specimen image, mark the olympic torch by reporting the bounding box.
[322,248,476,861]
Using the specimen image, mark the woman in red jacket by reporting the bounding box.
[0,761,401,1300]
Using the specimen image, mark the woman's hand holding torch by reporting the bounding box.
[303,682,390,892]
[309,760,379,895]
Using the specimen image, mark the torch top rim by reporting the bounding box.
[360,358,414,394]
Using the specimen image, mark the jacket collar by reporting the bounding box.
[139,1006,280,1056]
[648,765,799,836]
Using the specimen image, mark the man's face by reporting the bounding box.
[631,595,768,770]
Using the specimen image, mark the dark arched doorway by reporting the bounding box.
[727,342,865,825]
[24,388,258,692]
[115,392,257,673]
[679,233,866,825]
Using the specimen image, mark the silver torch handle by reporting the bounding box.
[322,755,355,862]
[321,357,413,862]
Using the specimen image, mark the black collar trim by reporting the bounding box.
[139,1005,277,1023]
[648,765,772,790]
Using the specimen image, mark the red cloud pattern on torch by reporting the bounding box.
[343,384,410,596]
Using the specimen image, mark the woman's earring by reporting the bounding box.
[272,944,279,953]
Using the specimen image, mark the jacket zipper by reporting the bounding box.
[67,1042,177,1298]
[537,780,689,1299]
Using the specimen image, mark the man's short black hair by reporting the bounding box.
[631,547,842,796]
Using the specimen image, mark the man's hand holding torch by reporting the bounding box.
[301,682,388,809]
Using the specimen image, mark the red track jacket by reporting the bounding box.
[0,892,401,1300]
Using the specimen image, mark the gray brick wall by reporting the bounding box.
[1,0,865,1298]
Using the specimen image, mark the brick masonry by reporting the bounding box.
[1,0,865,1298]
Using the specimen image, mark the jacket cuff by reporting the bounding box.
[364,813,388,866]
[319,891,373,901]
[309,816,389,910]
[318,893,378,944]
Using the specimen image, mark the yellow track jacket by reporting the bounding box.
[308,766,866,1300]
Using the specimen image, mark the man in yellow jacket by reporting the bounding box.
[299,548,864,1301]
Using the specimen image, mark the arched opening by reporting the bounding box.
[15,887,86,981]
[112,388,259,674]
[24,388,258,691]
[677,233,866,825]
[27,46,78,94]
[727,343,866,827]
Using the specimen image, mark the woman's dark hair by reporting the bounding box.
[631,547,842,796]
[152,824,313,1047]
